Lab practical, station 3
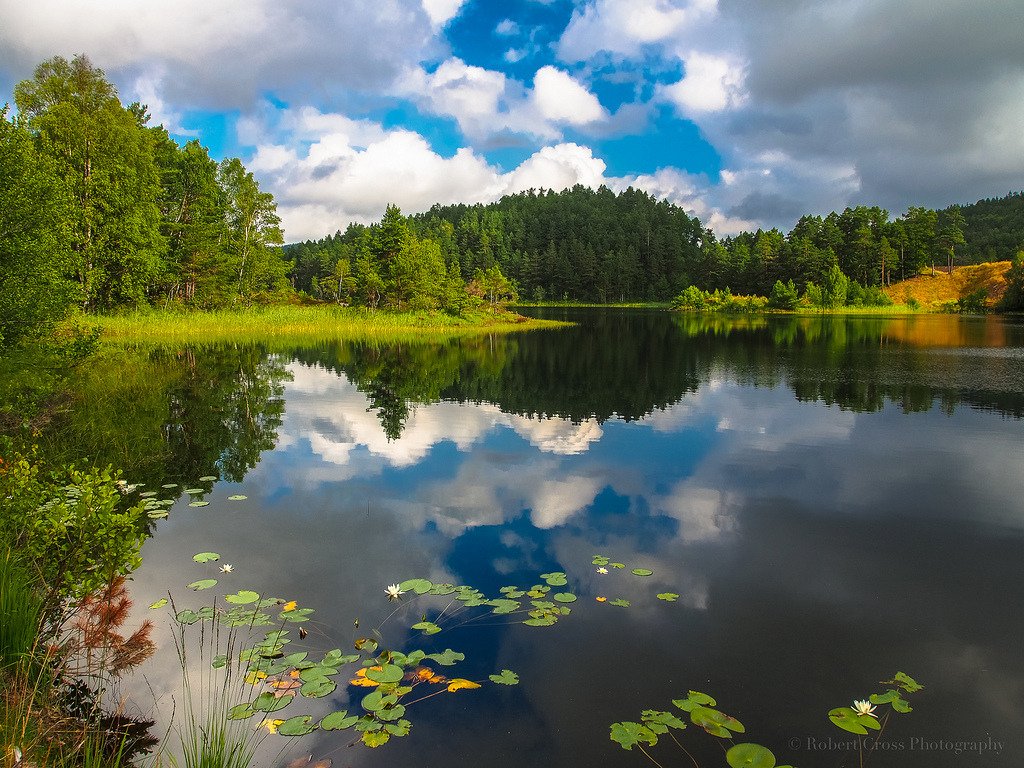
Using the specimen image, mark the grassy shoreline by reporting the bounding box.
[89,305,569,345]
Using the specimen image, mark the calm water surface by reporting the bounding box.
[104,310,1024,767]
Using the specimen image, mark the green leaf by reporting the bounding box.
[149,598,168,610]
[540,571,568,586]
[184,488,205,495]
[489,669,520,685]
[487,598,520,614]
[553,592,577,603]
[592,555,610,566]
[610,562,625,569]
[376,703,407,722]
[300,678,337,698]
[366,664,404,684]
[175,609,200,625]
[362,730,390,747]
[673,691,717,712]
[253,693,291,713]
[631,568,653,577]
[224,590,260,604]
[657,593,680,602]
[188,501,209,508]
[892,698,913,713]
[354,637,378,653]
[211,654,227,669]
[398,578,433,594]
[727,743,778,768]
[889,671,924,693]
[192,552,220,563]
[690,706,745,737]
[425,649,464,666]
[411,621,442,635]
[609,599,630,607]
[523,616,557,626]
[641,710,686,731]
[428,582,457,595]
[161,483,178,489]
[828,707,879,735]
[199,475,217,482]
[228,494,247,501]
[147,510,168,519]
[320,711,360,731]
[277,715,316,736]
[227,703,255,720]
[384,719,411,736]
[361,690,397,713]
[187,578,218,591]
[610,722,658,751]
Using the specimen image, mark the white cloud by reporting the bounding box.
[505,143,609,196]
[530,66,607,125]
[400,59,607,142]
[421,0,467,29]
[495,18,520,36]
[557,0,718,61]
[660,51,747,115]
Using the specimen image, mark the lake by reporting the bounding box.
[94,309,1024,767]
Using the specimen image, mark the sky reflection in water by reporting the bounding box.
[128,312,1024,767]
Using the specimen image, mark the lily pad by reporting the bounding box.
[300,678,337,698]
[161,483,179,489]
[610,722,658,751]
[592,555,610,566]
[425,649,464,666]
[253,692,291,713]
[139,491,158,498]
[147,510,169,519]
[552,592,577,603]
[673,691,716,712]
[320,710,360,731]
[277,715,316,736]
[361,690,397,713]
[192,552,220,563]
[657,593,680,602]
[691,706,746,738]
[188,501,210,507]
[354,637,378,653]
[631,568,654,577]
[828,707,880,735]
[228,494,247,501]
[187,578,218,591]
[227,703,255,720]
[727,743,778,768]
[609,598,631,607]
[224,590,260,604]
[366,664,404,684]
[488,669,519,685]
[362,730,390,748]
[540,571,568,586]
[398,578,433,594]
[149,598,168,610]
[411,621,442,635]
[199,475,217,482]
[184,488,205,495]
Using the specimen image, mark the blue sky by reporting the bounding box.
[2,0,1023,241]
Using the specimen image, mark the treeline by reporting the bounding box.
[0,54,289,347]
[287,185,704,303]
[289,187,1024,307]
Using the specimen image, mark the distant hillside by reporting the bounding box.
[884,261,1011,309]
[952,192,1024,264]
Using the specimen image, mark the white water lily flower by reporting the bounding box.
[852,699,877,718]
[219,564,233,573]
[596,567,609,574]
[385,584,405,601]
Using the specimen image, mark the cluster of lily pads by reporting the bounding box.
[160,559,550,750]
[133,475,230,519]
[610,672,923,768]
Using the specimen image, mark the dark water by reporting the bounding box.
[108,311,1024,767]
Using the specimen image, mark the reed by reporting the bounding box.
[90,306,566,346]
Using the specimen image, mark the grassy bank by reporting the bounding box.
[92,305,568,345]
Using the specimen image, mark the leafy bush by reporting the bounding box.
[767,279,799,310]
[0,446,146,604]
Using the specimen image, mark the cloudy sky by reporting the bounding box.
[2,0,1022,241]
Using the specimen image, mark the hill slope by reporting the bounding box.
[884,261,1011,308]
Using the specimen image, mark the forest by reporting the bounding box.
[5,54,1024,355]
[288,189,1024,308]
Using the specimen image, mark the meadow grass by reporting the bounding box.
[90,305,567,346]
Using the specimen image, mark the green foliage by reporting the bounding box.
[997,252,1024,311]
[767,279,799,310]
[672,286,768,313]
[0,448,146,601]
[0,548,44,671]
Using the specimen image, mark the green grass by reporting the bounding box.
[0,549,43,673]
[90,305,567,345]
